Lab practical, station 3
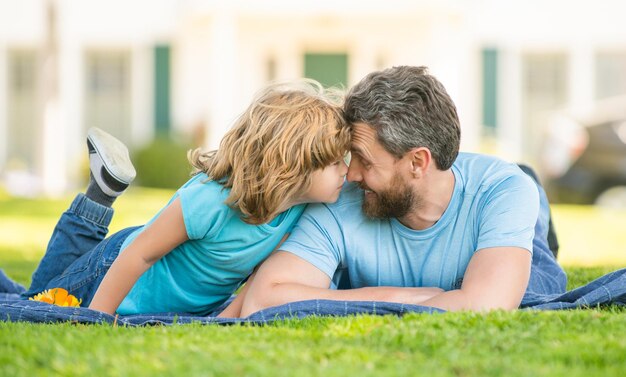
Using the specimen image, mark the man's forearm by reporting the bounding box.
[417,290,470,311]
[240,282,442,317]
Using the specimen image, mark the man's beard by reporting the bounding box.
[361,173,417,219]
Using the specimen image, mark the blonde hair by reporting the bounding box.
[188,80,350,224]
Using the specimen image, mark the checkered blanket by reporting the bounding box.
[1,268,624,325]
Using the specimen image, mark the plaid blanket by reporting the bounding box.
[1,268,625,325]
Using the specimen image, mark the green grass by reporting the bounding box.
[1,189,626,376]
[2,310,626,377]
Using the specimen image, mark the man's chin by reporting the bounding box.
[361,189,415,219]
[362,191,376,206]
[362,198,387,219]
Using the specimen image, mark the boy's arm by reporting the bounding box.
[88,198,188,314]
[239,251,443,317]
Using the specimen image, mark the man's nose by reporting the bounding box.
[346,162,362,182]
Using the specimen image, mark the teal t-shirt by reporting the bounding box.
[116,173,305,315]
[280,153,540,291]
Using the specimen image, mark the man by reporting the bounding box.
[238,66,566,316]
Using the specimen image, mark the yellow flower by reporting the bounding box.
[29,288,82,307]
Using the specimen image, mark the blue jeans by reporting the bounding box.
[20,194,138,306]
[0,269,25,295]
[523,178,568,300]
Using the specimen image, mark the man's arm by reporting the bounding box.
[418,246,531,311]
[216,272,256,318]
[239,251,443,317]
[218,233,291,318]
[416,169,538,311]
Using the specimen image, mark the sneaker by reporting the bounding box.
[87,127,136,197]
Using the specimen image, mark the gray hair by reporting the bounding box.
[344,66,461,170]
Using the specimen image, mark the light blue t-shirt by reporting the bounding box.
[116,173,305,315]
[281,153,540,291]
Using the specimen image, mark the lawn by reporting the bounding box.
[1,188,625,377]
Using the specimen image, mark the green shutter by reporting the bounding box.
[482,48,498,131]
[154,45,171,135]
[304,53,348,88]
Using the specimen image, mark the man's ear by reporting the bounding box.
[409,147,432,178]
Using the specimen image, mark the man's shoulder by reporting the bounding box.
[454,152,518,174]
[453,152,533,194]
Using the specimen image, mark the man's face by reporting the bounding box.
[347,123,417,219]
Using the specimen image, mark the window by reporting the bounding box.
[84,50,131,144]
[154,45,171,135]
[6,50,39,171]
[522,53,568,160]
[304,53,348,89]
[595,51,626,100]
[482,48,498,135]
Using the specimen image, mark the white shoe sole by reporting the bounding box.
[87,127,136,184]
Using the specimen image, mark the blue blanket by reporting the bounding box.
[1,268,625,325]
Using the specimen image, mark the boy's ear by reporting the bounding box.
[409,147,431,178]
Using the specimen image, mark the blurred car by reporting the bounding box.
[542,96,626,205]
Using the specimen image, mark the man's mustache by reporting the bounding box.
[358,183,373,192]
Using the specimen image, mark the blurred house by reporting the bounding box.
[0,0,625,196]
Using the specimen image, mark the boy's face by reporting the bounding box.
[302,159,348,204]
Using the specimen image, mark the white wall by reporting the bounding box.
[183,3,475,151]
[4,0,624,193]
[469,0,626,161]
[0,0,180,194]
